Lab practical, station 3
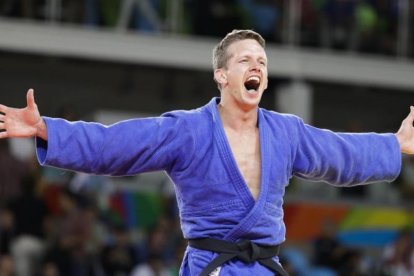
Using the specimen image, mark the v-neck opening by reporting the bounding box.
[211,98,265,206]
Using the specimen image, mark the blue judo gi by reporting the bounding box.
[36,98,401,275]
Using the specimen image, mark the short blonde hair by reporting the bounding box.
[212,29,265,70]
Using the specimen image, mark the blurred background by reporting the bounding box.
[0,0,414,275]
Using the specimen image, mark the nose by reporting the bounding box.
[249,61,261,72]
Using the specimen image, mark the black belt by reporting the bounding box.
[188,238,289,276]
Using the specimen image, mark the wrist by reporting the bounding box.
[396,132,411,154]
[36,118,48,140]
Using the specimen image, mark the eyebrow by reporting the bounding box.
[237,54,267,62]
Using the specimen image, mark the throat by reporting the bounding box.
[218,103,258,131]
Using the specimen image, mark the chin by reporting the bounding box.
[240,96,261,110]
[244,91,263,103]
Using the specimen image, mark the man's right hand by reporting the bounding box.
[0,89,47,140]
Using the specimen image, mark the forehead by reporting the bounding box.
[227,39,266,59]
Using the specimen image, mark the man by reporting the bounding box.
[0,30,413,275]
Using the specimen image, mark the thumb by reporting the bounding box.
[26,89,36,109]
[407,106,414,123]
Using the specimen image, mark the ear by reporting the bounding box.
[214,69,227,86]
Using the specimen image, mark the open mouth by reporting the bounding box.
[244,76,260,93]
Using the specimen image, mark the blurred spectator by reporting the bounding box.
[352,0,379,53]
[60,0,84,23]
[381,228,414,276]
[139,222,170,263]
[411,2,414,57]
[8,174,49,276]
[321,0,356,50]
[0,0,41,19]
[100,224,137,276]
[40,262,60,276]
[113,0,166,32]
[0,140,29,201]
[337,248,367,276]
[373,0,399,55]
[191,0,248,37]
[281,245,337,276]
[399,155,414,201]
[169,237,187,275]
[43,188,96,275]
[0,207,13,256]
[133,0,163,32]
[313,219,346,271]
[238,0,282,42]
[300,0,325,47]
[99,0,121,27]
[134,216,182,275]
[84,0,174,32]
[312,219,368,275]
[131,253,171,276]
[0,254,14,276]
[0,206,14,276]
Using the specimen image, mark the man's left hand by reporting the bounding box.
[396,106,414,154]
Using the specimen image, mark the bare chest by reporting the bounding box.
[224,128,261,200]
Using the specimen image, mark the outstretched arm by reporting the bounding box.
[396,106,414,154]
[292,115,401,186]
[0,89,47,140]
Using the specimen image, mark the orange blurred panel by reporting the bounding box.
[284,203,350,241]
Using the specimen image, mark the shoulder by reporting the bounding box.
[162,106,208,120]
[260,108,303,128]
[162,103,213,128]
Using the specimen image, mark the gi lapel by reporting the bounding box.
[210,98,255,209]
[210,98,270,242]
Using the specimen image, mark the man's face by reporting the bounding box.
[216,39,268,110]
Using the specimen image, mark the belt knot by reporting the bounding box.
[236,240,261,263]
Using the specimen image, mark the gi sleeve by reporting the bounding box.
[291,117,401,186]
[36,113,195,176]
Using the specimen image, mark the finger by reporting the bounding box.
[26,89,36,109]
[0,131,7,139]
[0,104,8,114]
[402,106,414,126]
[0,122,4,129]
[0,114,4,121]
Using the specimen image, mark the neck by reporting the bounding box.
[218,98,258,131]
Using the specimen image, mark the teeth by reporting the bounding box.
[247,76,260,82]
